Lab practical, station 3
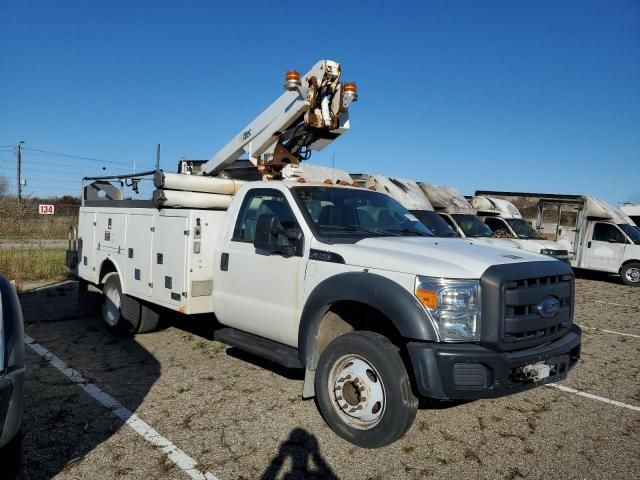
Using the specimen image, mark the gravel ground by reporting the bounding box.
[15,277,640,479]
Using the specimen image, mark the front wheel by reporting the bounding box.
[620,262,640,286]
[315,331,418,448]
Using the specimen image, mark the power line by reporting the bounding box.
[22,146,131,166]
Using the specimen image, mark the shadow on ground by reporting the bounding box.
[18,281,161,480]
[261,428,338,480]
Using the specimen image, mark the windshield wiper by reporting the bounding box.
[371,227,431,237]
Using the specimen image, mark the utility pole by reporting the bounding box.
[16,140,24,204]
[156,143,161,170]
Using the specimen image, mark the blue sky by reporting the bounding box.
[1,0,638,203]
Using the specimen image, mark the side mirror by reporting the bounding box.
[254,214,299,256]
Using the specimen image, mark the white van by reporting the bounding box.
[471,196,570,261]
[475,191,640,286]
[349,174,460,238]
[417,183,523,250]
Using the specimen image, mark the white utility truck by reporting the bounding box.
[476,191,640,286]
[417,183,523,250]
[67,60,581,448]
[471,196,570,261]
[349,174,459,237]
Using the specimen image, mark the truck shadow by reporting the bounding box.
[260,427,338,480]
[573,268,624,286]
[18,281,161,480]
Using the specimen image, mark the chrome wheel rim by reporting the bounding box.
[625,267,640,284]
[328,354,386,430]
[103,282,121,327]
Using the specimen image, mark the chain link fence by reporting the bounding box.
[0,201,79,283]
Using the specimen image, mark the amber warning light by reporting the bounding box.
[284,70,302,90]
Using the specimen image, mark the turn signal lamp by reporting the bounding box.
[415,288,438,309]
[285,70,302,90]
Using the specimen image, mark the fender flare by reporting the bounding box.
[298,271,436,370]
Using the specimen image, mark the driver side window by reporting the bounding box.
[232,189,298,245]
[592,223,625,243]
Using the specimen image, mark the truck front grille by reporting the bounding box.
[480,262,575,352]
[502,274,573,348]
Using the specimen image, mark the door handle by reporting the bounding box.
[220,252,229,271]
[587,241,591,248]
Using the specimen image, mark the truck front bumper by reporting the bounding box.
[407,325,581,400]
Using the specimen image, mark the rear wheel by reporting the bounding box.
[102,273,140,333]
[138,303,160,333]
[620,262,640,286]
[315,331,418,448]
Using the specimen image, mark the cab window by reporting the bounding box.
[232,189,299,245]
[592,223,625,244]
[484,217,509,233]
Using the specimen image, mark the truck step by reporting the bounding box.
[214,327,303,369]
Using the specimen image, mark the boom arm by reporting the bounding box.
[201,59,357,177]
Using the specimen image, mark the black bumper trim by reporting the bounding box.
[407,325,581,400]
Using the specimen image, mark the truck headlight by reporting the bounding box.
[414,277,481,342]
[540,248,555,256]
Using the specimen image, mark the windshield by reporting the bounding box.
[451,214,494,238]
[506,218,542,239]
[619,224,640,245]
[410,210,457,237]
[292,186,433,243]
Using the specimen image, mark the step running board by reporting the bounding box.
[213,327,303,369]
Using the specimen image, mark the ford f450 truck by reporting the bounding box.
[67,60,581,448]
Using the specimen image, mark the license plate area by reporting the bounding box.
[510,354,570,384]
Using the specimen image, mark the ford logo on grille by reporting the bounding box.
[537,296,560,318]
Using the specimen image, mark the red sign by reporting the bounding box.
[38,204,55,215]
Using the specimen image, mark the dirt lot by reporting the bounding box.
[15,277,640,480]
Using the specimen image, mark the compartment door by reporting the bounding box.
[152,216,188,308]
[78,211,96,281]
[125,214,154,297]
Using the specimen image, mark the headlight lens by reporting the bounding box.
[540,248,555,256]
[415,277,481,342]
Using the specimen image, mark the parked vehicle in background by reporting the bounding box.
[0,275,25,478]
[475,191,640,286]
[349,174,458,237]
[417,183,522,249]
[471,195,570,261]
[621,203,640,227]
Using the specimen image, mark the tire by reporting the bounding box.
[137,302,160,334]
[101,273,140,333]
[314,331,418,448]
[620,262,640,287]
[0,428,23,479]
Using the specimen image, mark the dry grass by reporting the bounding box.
[0,248,69,282]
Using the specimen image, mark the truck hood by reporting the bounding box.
[515,239,567,253]
[469,237,522,249]
[325,237,556,278]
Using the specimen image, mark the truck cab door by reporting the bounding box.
[214,188,306,347]
[581,222,626,272]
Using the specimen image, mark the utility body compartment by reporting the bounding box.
[77,206,223,314]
